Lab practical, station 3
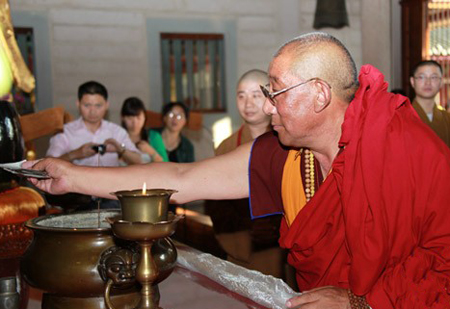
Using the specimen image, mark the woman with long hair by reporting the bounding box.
[121,97,167,162]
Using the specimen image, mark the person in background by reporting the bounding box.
[410,60,450,147]
[121,97,166,163]
[215,69,272,155]
[206,69,285,280]
[46,81,142,209]
[46,81,142,166]
[152,102,195,163]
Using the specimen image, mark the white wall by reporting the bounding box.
[391,0,403,90]
[10,0,366,128]
[296,0,363,68]
[361,0,392,86]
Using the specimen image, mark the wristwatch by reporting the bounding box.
[118,143,126,157]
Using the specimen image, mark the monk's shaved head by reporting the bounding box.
[273,32,358,103]
[237,69,268,87]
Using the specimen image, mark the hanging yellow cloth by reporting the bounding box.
[281,150,307,226]
[0,0,35,94]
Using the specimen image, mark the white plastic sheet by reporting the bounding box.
[176,243,300,309]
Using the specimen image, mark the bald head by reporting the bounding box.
[235,69,271,128]
[274,32,358,103]
[238,69,268,87]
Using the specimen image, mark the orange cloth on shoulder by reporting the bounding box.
[281,150,307,226]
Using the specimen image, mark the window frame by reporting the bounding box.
[146,18,238,123]
[160,32,227,113]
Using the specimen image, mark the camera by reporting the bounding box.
[92,144,106,155]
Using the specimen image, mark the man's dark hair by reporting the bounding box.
[411,60,443,77]
[78,81,108,101]
[161,101,190,121]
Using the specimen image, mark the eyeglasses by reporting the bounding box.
[260,78,331,105]
[413,75,442,83]
[167,112,185,120]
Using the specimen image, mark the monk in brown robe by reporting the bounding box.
[410,60,450,147]
[205,69,284,279]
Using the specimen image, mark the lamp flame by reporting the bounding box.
[142,182,147,195]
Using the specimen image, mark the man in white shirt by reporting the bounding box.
[47,81,141,166]
[46,81,142,209]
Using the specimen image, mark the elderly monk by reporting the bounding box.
[25,32,450,308]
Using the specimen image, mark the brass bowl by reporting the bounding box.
[20,210,177,298]
[111,189,177,223]
[110,214,182,242]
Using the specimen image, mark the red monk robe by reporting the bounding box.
[249,65,450,308]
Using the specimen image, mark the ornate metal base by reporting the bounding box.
[108,214,181,309]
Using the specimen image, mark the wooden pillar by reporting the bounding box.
[401,0,427,98]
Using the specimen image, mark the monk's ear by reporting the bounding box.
[313,79,332,113]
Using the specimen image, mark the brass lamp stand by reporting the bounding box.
[107,189,181,309]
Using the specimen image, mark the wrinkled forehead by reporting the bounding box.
[268,54,301,85]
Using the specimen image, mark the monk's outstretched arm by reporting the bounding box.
[26,142,253,204]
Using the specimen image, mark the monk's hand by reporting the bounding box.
[22,158,75,195]
[286,286,350,309]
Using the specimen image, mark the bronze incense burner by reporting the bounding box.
[21,187,180,309]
